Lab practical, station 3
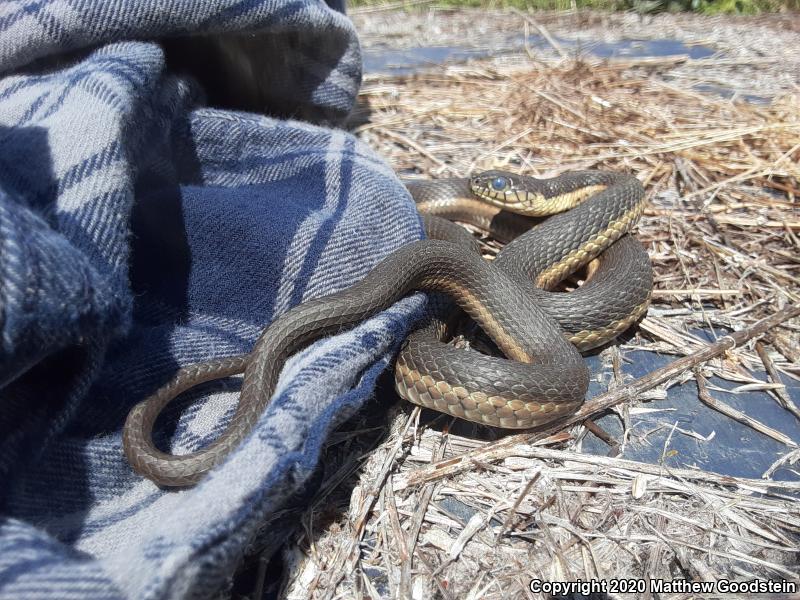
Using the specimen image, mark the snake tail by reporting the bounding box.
[123,239,588,486]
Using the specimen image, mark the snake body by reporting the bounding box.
[123,170,652,486]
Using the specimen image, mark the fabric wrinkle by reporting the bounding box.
[0,1,423,598]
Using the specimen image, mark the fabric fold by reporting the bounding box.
[0,2,423,598]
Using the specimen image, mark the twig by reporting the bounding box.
[582,419,618,448]
[350,0,434,15]
[510,8,568,60]
[607,55,690,68]
[767,332,800,364]
[496,469,542,540]
[378,128,452,172]
[651,288,740,298]
[400,435,446,596]
[694,369,797,448]
[399,444,800,494]
[763,449,800,479]
[383,477,410,597]
[572,303,800,424]
[755,341,800,421]
[320,408,421,599]
[395,303,800,490]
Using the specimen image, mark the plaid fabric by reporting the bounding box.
[0,2,424,598]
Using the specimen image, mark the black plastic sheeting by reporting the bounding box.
[582,329,800,482]
[361,30,798,483]
[363,37,715,76]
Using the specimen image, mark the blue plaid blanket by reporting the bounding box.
[0,2,425,598]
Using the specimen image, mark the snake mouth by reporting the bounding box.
[469,171,551,216]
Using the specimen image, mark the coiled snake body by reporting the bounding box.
[123,170,652,487]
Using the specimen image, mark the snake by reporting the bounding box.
[123,170,652,487]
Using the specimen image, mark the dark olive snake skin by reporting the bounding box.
[123,170,652,486]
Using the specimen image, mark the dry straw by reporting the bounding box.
[282,47,800,599]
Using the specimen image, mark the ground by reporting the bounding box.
[279,8,800,599]
[353,9,800,102]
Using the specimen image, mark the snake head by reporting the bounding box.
[469,170,545,215]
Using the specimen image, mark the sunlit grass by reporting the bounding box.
[349,0,797,14]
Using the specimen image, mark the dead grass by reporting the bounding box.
[282,56,800,598]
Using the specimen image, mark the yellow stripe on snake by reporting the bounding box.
[123,169,653,486]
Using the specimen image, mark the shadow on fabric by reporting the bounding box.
[163,30,353,125]
[0,125,97,494]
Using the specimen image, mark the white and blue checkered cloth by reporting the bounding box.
[0,2,425,598]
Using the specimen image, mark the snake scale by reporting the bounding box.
[123,170,652,487]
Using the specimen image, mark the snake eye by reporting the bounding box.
[490,176,509,191]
